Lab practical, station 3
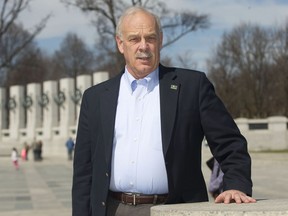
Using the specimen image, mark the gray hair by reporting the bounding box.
[116,6,162,39]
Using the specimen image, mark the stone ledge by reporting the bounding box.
[151,199,288,216]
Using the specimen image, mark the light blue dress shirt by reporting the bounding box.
[109,67,168,194]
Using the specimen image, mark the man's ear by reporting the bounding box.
[116,36,124,54]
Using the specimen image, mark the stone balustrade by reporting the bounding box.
[235,116,288,151]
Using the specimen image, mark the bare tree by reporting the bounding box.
[207,23,285,118]
[0,0,50,85]
[51,33,95,79]
[270,22,288,116]
[6,44,51,86]
[60,0,209,76]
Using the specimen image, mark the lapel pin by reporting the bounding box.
[170,84,178,90]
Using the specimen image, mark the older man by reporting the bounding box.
[72,6,256,216]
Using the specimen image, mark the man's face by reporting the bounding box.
[116,11,163,79]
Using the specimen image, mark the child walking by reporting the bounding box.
[11,147,19,170]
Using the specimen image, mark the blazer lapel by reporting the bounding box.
[99,73,122,164]
[159,65,180,156]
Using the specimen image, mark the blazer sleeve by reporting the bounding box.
[199,73,253,196]
[72,90,92,216]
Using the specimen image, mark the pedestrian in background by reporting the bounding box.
[66,137,75,160]
[36,140,43,160]
[31,139,38,161]
[21,142,30,161]
[207,157,224,199]
[11,147,19,170]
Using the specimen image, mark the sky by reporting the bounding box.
[19,0,288,72]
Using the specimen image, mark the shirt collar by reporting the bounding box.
[123,67,159,93]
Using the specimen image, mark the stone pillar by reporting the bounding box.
[73,75,92,136]
[93,71,109,85]
[41,81,58,140]
[8,85,25,140]
[25,83,41,140]
[0,88,7,140]
[57,77,75,138]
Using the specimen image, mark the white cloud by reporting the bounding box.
[19,0,95,45]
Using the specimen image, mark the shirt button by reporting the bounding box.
[102,202,105,206]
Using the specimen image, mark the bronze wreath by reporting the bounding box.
[7,97,17,110]
[38,93,49,107]
[54,91,66,106]
[71,88,82,104]
[22,95,33,108]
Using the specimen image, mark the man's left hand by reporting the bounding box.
[215,190,256,204]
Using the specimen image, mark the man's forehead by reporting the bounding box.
[123,29,157,36]
[124,12,156,27]
[134,23,152,29]
[123,24,156,34]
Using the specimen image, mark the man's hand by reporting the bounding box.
[215,190,256,204]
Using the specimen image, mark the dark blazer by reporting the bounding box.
[72,64,253,216]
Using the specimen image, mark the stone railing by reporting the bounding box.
[151,199,288,216]
[235,116,288,151]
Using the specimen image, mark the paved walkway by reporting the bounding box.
[0,156,72,216]
[0,148,287,216]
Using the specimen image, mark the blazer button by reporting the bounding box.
[101,202,105,206]
[105,172,109,177]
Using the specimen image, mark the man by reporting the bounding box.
[66,137,75,160]
[72,6,256,216]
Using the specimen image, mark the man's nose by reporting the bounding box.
[139,38,148,50]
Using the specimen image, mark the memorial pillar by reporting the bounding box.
[41,81,58,139]
[75,74,92,122]
[93,71,109,85]
[8,85,25,140]
[57,77,75,138]
[0,88,7,140]
[25,83,41,140]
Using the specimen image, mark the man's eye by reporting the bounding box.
[129,38,139,42]
[147,37,156,42]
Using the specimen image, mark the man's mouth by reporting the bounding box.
[136,53,152,60]
[137,56,150,60]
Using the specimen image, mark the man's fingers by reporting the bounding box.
[215,190,257,204]
[224,193,232,204]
